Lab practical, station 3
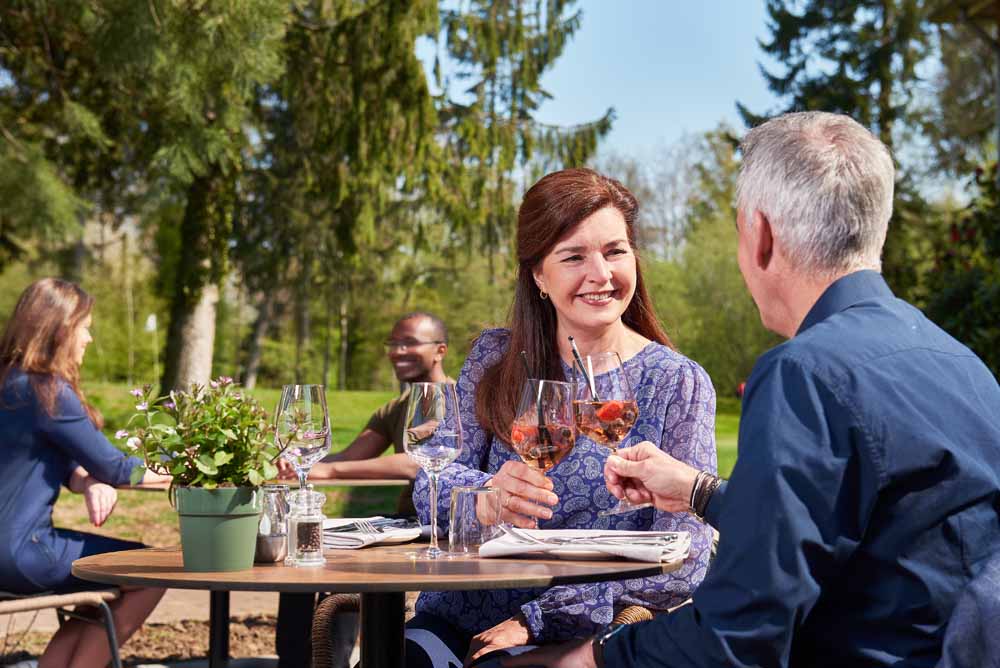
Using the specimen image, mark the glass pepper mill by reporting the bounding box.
[286,484,326,567]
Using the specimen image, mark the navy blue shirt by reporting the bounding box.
[605,271,1000,668]
[0,370,139,587]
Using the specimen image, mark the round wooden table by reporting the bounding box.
[73,545,683,667]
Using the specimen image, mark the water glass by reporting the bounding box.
[449,486,502,555]
[403,381,463,560]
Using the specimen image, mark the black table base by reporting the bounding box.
[361,591,406,667]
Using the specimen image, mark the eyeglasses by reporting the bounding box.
[383,339,445,352]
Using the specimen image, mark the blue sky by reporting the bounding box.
[530,1,780,157]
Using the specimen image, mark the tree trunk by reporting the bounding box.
[293,257,312,384]
[877,0,896,147]
[243,290,275,390]
[161,173,222,392]
[322,282,333,388]
[995,20,1000,188]
[338,289,349,391]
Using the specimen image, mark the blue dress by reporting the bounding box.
[411,329,718,642]
[0,369,142,593]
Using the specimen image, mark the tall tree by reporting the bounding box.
[433,0,613,261]
[738,0,933,302]
[925,2,1000,181]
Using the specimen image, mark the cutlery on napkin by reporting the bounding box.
[323,517,422,550]
[478,527,691,563]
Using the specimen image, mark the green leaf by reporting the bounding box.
[195,454,219,475]
[248,470,263,486]
[129,466,146,485]
[214,451,233,466]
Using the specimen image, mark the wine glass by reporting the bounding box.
[572,352,649,516]
[274,384,331,491]
[403,381,463,560]
[510,379,577,476]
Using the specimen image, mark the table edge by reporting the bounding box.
[72,548,681,594]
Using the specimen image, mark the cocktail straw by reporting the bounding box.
[519,350,532,379]
[520,350,551,445]
[568,336,599,400]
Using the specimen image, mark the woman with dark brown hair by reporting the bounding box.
[0,278,168,668]
[406,168,718,667]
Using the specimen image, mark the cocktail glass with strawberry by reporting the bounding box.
[510,379,577,475]
[572,351,650,515]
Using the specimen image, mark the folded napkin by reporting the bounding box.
[323,517,422,550]
[479,528,691,563]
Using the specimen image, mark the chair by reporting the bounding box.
[0,588,123,668]
[937,551,1000,668]
[311,593,360,668]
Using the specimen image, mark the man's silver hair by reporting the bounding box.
[736,111,895,277]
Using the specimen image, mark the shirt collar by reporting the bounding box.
[796,270,894,336]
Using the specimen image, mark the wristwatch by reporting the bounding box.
[592,622,626,668]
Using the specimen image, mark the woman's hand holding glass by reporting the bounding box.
[486,460,558,528]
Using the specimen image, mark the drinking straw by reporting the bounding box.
[519,350,532,379]
[520,351,551,444]
[568,336,599,400]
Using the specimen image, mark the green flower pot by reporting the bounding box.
[174,487,262,572]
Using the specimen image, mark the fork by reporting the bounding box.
[355,519,381,534]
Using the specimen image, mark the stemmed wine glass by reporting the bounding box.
[572,352,649,516]
[274,384,332,491]
[403,381,463,560]
[510,379,577,477]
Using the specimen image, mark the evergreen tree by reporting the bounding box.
[738,0,933,302]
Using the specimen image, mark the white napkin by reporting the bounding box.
[479,528,691,563]
[322,517,422,550]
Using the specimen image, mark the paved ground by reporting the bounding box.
[3,589,280,634]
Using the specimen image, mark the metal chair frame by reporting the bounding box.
[0,588,122,668]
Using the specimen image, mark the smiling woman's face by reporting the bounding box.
[532,206,636,336]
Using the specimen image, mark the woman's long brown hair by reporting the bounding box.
[475,168,673,444]
[0,278,103,427]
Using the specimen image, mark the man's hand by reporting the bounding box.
[82,479,118,527]
[500,638,596,668]
[486,461,558,528]
[465,614,531,666]
[605,441,700,513]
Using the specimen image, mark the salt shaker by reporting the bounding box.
[255,483,290,563]
[286,485,326,567]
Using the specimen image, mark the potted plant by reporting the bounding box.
[122,377,279,572]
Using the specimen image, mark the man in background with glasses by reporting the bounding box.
[276,311,450,668]
[302,310,451,511]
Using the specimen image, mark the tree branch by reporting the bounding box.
[959,9,1000,55]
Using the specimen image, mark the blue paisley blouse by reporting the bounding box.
[412,328,718,642]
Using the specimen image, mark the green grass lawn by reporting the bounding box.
[55,382,740,543]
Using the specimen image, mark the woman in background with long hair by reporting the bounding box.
[0,278,167,668]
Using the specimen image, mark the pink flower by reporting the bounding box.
[210,380,220,389]
[130,388,144,398]
[115,429,129,439]
[219,376,234,386]
[125,437,141,451]
[164,401,176,410]
[135,402,148,411]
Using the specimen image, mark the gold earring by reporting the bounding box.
[539,290,548,300]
